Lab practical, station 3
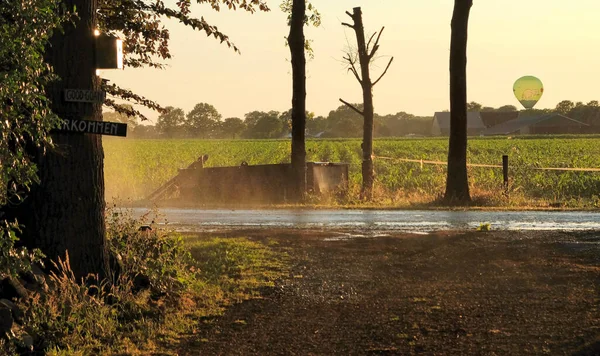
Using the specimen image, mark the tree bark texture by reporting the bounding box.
[444,0,473,204]
[350,7,375,200]
[288,0,307,202]
[18,0,108,279]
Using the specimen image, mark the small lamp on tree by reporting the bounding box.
[95,30,124,70]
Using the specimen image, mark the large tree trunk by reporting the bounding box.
[288,0,307,202]
[444,0,472,204]
[17,0,108,279]
[352,7,375,200]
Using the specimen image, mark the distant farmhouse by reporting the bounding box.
[431,111,588,136]
[481,113,589,135]
[480,111,519,128]
[431,112,485,136]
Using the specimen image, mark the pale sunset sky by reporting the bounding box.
[103,0,600,122]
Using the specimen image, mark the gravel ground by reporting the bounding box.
[178,229,600,355]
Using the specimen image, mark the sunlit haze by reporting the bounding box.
[102,0,600,122]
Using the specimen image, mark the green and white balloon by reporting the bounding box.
[513,76,544,109]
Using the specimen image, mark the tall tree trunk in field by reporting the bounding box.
[288,0,306,201]
[341,7,393,201]
[444,0,473,204]
[17,0,108,279]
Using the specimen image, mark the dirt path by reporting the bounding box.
[178,229,600,355]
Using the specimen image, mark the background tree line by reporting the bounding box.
[109,99,600,139]
[109,103,434,139]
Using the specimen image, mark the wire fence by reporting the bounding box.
[374,156,600,173]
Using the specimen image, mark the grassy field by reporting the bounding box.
[103,136,600,208]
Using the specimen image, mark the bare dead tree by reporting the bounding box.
[340,7,393,200]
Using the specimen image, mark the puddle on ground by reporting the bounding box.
[323,235,354,242]
[132,208,600,233]
[322,231,425,242]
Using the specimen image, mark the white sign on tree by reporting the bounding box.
[64,89,106,103]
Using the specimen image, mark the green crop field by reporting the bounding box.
[103,136,600,208]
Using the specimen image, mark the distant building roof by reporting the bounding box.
[481,113,589,136]
[480,111,519,128]
[433,112,486,130]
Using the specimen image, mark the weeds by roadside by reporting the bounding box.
[1,207,288,355]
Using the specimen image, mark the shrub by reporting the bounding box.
[106,207,194,296]
[0,222,44,279]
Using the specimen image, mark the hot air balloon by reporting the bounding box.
[513,76,544,109]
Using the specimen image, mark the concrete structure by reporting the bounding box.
[148,159,349,204]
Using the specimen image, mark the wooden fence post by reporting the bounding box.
[502,155,509,192]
